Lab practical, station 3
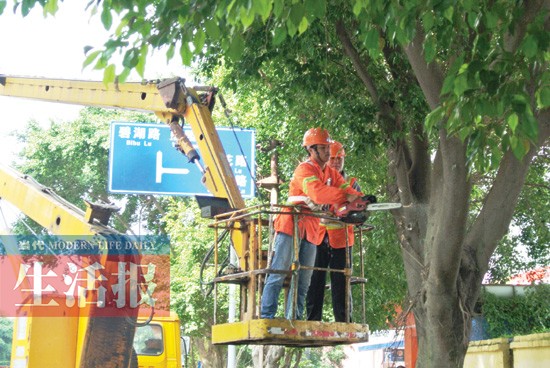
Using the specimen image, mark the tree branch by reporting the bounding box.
[409,123,431,202]
[335,20,380,105]
[503,0,548,53]
[403,19,470,282]
[334,19,416,205]
[402,23,444,110]
[466,107,550,272]
[382,43,432,202]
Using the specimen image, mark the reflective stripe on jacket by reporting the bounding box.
[274,160,361,245]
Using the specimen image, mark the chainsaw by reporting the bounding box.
[335,195,402,224]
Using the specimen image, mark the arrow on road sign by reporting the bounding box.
[156,151,190,183]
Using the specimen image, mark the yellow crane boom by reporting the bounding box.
[0,75,245,210]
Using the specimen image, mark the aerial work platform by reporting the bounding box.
[212,319,369,346]
[203,204,374,347]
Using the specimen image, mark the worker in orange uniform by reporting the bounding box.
[306,141,363,322]
[260,129,362,320]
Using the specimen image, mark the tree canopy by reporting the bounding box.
[2,1,548,367]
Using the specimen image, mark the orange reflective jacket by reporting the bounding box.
[319,177,359,248]
[274,160,361,245]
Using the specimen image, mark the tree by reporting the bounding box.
[0,318,13,365]
[3,1,549,367]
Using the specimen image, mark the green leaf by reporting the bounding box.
[441,74,455,96]
[240,6,255,28]
[446,108,461,132]
[353,0,363,16]
[166,44,175,61]
[227,34,245,61]
[118,67,131,83]
[458,126,471,142]
[115,17,128,37]
[289,4,305,27]
[21,0,32,16]
[425,106,445,131]
[484,11,498,29]
[364,28,380,53]
[254,0,273,22]
[478,98,497,116]
[273,0,284,18]
[94,55,108,70]
[83,50,101,68]
[193,29,206,53]
[286,18,297,37]
[226,0,237,16]
[136,44,148,77]
[103,64,116,84]
[101,6,113,29]
[489,145,501,170]
[463,0,475,11]
[453,74,469,96]
[507,113,519,133]
[520,113,539,140]
[423,33,436,62]
[272,26,287,45]
[122,48,139,69]
[467,12,481,29]
[0,0,6,15]
[521,35,538,58]
[307,0,325,18]
[180,43,193,66]
[422,11,434,31]
[511,94,527,114]
[298,17,308,35]
[537,86,550,108]
[511,137,529,160]
[204,19,221,39]
[443,6,454,22]
[43,0,58,15]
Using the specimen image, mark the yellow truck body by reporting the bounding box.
[135,314,182,368]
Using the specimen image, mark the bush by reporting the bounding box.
[481,284,550,338]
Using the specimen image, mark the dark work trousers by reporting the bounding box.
[306,235,352,322]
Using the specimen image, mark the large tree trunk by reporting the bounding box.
[253,345,286,368]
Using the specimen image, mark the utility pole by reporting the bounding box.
[257,139,283,205]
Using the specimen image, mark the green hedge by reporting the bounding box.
[481,284,550,338]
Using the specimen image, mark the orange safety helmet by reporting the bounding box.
[302,127,332,147]
[330,141,346,157]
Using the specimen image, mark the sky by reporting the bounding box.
[0,2,192,225]
[0,1,193,166]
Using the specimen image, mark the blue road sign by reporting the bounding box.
[108,122,255,198]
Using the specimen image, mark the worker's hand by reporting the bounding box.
[363,195,377,204]
[346,194,360,203]
[304,197,328,212]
